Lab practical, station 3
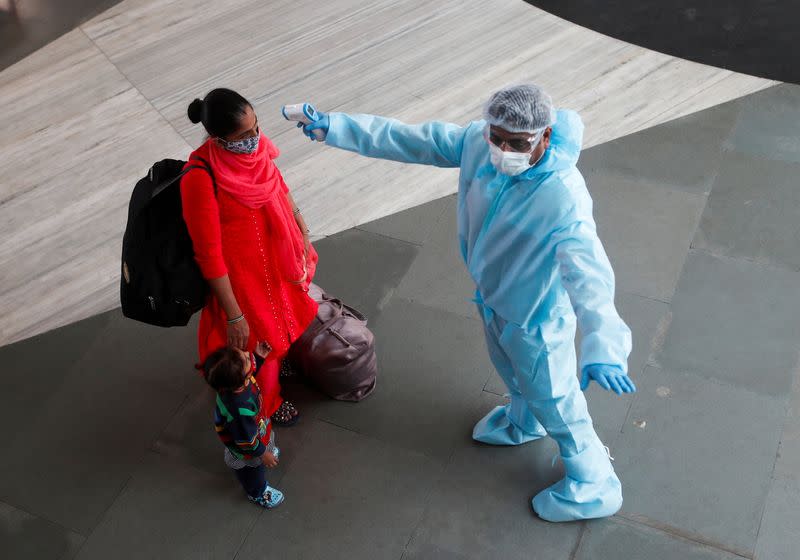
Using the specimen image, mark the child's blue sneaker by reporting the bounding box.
[249,485,284,509]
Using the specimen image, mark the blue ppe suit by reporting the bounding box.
[325,110,632,522]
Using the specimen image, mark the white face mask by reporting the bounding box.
[488,131,545,176]
[489,144,532,176]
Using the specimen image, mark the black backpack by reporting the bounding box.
[120,156,215,327]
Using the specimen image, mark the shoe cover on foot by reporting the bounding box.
[532,443,622,522]
[472,403,547,445]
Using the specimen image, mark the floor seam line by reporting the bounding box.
[231,508,264,560]
[568,522,588,560]
[642,362,791,402]
[616,289,672,306]
[353,226,426,247]
[73,472,136,556]
[388,296,483,324]
[751,387,796,551]
[0,497,87,539]
[636,73,732,131]
[77,26,193,152]
[147,391,194,454]
[686,246,800,275]
[614,512,753,558]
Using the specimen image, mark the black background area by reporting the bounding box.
[527,1,797,84]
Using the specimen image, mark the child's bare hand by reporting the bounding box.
[254,341,272,359]
[261,451,279,468]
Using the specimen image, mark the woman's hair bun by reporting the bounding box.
[187,98,204,124]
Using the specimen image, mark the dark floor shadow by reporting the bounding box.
[1,0,124,71]
[527,0,800,84]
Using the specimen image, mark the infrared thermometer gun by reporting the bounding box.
[281,103,325,141]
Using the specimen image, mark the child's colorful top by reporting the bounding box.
[214,354,272,460]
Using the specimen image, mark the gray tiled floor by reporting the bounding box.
[394,199,478,320]
[74,452,260,560]
[694,153,800,271]
[235,421,441,560]
[613,367,785,556]
[3,85,800,559]
[357,194,454,246]
[578,100,741,195]
[0,501,84,560]
[403,391,578,560]
[0,311,110,429]
[575,519,746,560]
[656,250,800,397]
[727,84,800,164]
[0,311,197,534]
[313,298,493,463]
[311,228,421,322]
[587,174,707,302]
[754,372,800,560]
[755,473,800,560]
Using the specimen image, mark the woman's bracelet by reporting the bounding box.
[227,314,245,325]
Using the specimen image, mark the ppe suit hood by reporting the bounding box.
[520,109,583,177]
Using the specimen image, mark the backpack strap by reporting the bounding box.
[188,155,217,195]
[150,156,217,200]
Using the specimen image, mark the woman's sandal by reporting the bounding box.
[271,400,300,427]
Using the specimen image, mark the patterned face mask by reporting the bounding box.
[219,131,260,154]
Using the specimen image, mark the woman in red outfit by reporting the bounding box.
[181,88,318,425]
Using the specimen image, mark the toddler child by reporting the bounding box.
[202,341,283,508]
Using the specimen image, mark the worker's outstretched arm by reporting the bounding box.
[306,111,467,168]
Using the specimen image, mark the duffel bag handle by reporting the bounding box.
[318,297,368,325]
[312,298,368,343]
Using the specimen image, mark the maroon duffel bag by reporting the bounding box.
[289,283,377,401]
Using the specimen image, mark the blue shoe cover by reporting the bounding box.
[532,444,622,522]
[472,403,547,445]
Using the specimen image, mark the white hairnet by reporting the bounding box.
[483,83,556,133]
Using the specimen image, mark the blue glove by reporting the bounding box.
[299,111,330,141]
[580,364,636,395]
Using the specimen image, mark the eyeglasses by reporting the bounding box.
[486,128,542,153]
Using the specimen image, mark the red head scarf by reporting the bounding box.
[206,132,307,283]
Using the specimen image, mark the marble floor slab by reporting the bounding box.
[0,0,777,347]
[0,28,190,346]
